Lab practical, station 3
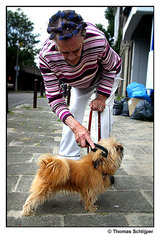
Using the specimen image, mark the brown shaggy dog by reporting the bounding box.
[22,137,123,215]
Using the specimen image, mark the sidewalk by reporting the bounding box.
[7,96,153,227]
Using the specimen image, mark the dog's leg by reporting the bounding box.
[22,189,54,216]
[82,190,98,212]
[22,193,39,216]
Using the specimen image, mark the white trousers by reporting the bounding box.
[58,78,120,160]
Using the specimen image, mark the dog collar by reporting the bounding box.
[92,143,108,158]
[87,142,108,158]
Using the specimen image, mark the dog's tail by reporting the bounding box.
[37,154,70,186]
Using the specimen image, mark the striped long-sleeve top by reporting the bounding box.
[39,22,121,123]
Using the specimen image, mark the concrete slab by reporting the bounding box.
[7,215,63,227]
[64,213,129,227]
[7,162,37,175]
[126,213,153,227]
[96,190,153,213]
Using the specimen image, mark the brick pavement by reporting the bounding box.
[7,96,153,227]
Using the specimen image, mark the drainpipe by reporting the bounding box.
[122,42,130,97]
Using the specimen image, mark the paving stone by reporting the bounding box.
[7,176,19,192]
[122,161,152,176]
[16,175,34,192]
[141,190,153,207]
[7,127,17,133]
[20,146,53,154]
[7,163,37,175]
[7,193,28,210]
[114,176,153,191]
[126,213,153,227]
[36,193,85,215]
[134,154,153,164]
[123,146,145,155]
[114,167,128,175]
[31,153,45,162]
[9,140,29,146]
[64,213,129,227]
[7,136,17,145]
[7,154,32,163]
[39,140,59,147]
[7,215,63,227]
[139,145,153,155]
[97,190,153,213]
[7,146,24,154]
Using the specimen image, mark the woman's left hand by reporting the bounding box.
[89,94,108,112]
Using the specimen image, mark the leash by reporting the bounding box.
[86,109,113,184]
[87,109,101,153]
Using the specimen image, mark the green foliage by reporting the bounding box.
[95,23,108,38]
[96,7,114,46]
[96,7,122,54]
[104,7,114,46]
[7,8,40,68]
[95,24,107,35]
[115,94,124,101]
[112,30,122,54]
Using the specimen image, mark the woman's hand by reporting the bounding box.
[89,94,108,112]
[65,116,95,149]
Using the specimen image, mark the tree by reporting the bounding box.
[95,23,108,39]
[96,7,122,53]
[7,8,40,70]
[96,7,114,46]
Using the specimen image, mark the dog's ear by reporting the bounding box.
[92,160,99,169]
[92,148,106,169]
[92,158,103,169]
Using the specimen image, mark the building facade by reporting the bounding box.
[114,7,154,97]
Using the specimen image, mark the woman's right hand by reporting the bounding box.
[65,116,95,149]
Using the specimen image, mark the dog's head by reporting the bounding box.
[91,137,123,175]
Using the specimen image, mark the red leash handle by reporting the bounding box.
[87,109,101,153]
[98,111,101,142]
[88,108,93,134]
[87,109,93,153]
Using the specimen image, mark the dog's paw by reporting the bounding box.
[85,204,99,213]
[22,207,34,216]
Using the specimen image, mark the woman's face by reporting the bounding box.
[55,32,84,66]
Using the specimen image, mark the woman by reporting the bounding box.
[39,10,121,159]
